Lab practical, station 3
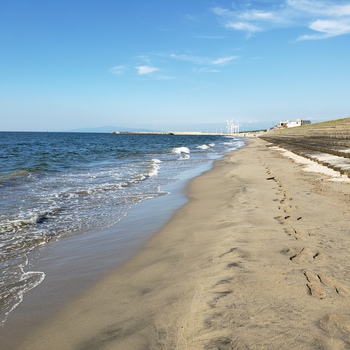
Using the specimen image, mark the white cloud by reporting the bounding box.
[193,67,221,73]
[286,0,325,15]
[212,56,238,65]
[240,10,276,21]
[212,1,350,40]
[287,0,350,17]
[329,4,350,16]
[212,7,231,17]
[170,53,238,66]
[212,5,287,35]
[310,18,350,34]
[170,53,209,65]
[298,18,350,40]
[136,66,159,75]
[225,21,261,32]
[110,65,125,75]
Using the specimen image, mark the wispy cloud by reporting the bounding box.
[225,21,261,33]
[112,53,237,79]
[170,53,208,65]
[193,67,220,73]
[212,56,238,65]
[110,65,126,75]
[170,53,238,66]
[212,0,350,40]
[136,66,159,75]
[300,18,350,40]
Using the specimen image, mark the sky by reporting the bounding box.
[1,0,350,132]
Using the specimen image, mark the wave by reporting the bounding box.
[0,209,60,235]
[172,147,190,154]
[171,147,190,159]
[222,141,237,146]
[197,144,209,150]
[0,267,46,326]
[147,159,161,177]
[0,170,32,186]
[52,161,162,201]
[196,143,215,150]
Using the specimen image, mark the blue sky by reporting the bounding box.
[1,0,349,132]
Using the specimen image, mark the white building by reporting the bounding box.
[278,119,311,128]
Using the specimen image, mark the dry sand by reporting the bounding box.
[11,138,350,349]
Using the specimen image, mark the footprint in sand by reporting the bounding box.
[307,228,318,237]
[304,271,327,298]
[208,291,233,309]
[219,247,250,259]
[303,270,349,299]
[288,247,322,264]
[217,247,250,278]
[278,205,293,213]
[279,194,292,204]
[205,337,234,349]
[284,227,305,240]
[274,215,291,225]
[215,277,234,286]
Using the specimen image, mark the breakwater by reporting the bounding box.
[112,131,231,136]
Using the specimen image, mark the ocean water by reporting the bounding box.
[0,131,243,325]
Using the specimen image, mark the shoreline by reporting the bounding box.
[0,157,219,348]
[4,138,350,349]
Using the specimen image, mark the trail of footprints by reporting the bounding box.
[303,271,347,299]
[265,165,348,300]
[198,162,349,347]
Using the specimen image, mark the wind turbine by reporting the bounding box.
[226,119,240,134]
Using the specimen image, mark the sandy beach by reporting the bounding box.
[5,137,350,349]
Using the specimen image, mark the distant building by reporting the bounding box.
[277,119,311,128]
[286,120,300,128]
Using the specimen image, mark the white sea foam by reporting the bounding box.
[172,147,190,154]
[180,154,190,160]
[148,159,161,177]
[0,209,57,234]
[0,255,46,326]
[1,270,46,326]
[197,144,210,150]
[136,174,147,181]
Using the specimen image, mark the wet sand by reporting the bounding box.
[6,138,350,349]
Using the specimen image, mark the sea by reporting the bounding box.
[0,131,244,325]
